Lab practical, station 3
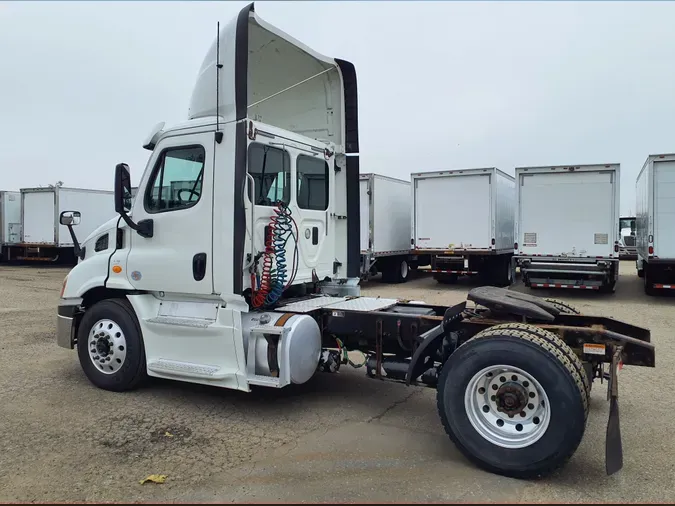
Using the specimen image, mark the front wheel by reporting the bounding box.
[76,298,147,392]
[436,326,587,479]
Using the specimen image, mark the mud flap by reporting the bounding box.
[605,347,623,476]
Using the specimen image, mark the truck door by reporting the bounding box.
[294,152,334,279]
[125,133,214,295]
[246,138,334,284]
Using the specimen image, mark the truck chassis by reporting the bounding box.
[62,285,654,479]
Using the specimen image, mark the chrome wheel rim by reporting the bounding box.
[401,260,408,279]
[87,319,127,375]
[464,364,550,448]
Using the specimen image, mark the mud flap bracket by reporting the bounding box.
[605,345,623,476]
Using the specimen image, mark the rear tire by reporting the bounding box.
[543,298,581,315]
[599,281,616,294]
[76,298,147,392]
[436,325,587,479]
[481,323,591,405]
[644,268,657,296]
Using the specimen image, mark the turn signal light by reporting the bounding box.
[60,277,68,298]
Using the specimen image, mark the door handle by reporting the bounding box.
[193,252,207,281]
[312,227,318,245]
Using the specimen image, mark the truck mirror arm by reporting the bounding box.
[64,224,81,257]
[118,212,154,239]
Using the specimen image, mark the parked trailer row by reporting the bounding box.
[365,162,622,292]
[0,186,116,263]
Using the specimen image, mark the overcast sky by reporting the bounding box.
[2,1,674,215]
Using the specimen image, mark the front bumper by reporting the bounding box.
[57,299,82,349]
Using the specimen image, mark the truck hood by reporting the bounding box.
[81,215,120,246]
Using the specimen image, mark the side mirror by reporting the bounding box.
[59,210,81,226]
[115,163,133,214]
[113,162,154,238]
[59,211,82,257]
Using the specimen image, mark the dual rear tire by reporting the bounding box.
[436,323,589,479]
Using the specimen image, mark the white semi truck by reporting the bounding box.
[618,215,637,260]
[0,190,21,261]
[54,3,654,480]
[514,163,621,293]
[411,168,516,286]
[359,173,429,283]
[10,186,115,263]
[635,153,675,295]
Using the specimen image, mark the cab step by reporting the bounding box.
[147,359,227,379]
[146,316,214,328]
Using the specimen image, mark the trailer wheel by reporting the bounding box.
[643,269,656,296]
[543,298,581,315]
[381,257,410,284]
[436,326,587,479]
[76,298,147,392]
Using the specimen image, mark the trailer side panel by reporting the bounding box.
[22,190,56,244]
[372,175,411,255]
[654,160,675,259]
[56,188,115,247]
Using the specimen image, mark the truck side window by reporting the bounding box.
[296,155,329,211]
[247,143,290,206]
[145,145,205,213]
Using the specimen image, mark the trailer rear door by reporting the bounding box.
[519,170,615,258]
[415,174,491,250]
[22,191,55,244]
[654,160,675,259]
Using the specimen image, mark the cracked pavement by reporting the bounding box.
[0,262,673,502]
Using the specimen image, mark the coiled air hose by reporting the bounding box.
[251,201,298,308]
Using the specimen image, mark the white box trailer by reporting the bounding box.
[0,191,21,260]
[11,186,115,262]
[635,153,675,295]
[359,173,428,283]
[411,167,516,286]
[515,163,620,292]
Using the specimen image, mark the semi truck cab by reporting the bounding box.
[56,2,361,392]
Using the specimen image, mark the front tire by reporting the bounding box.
[436,326,587,479]
[77,298,147,392]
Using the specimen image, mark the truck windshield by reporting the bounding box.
[620,218,636,234]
